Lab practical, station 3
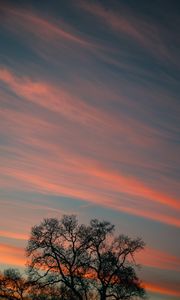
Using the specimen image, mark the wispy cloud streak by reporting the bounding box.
[137,247,180,272]
[79,1,180,65]
[145,282,180,297]
[0,68,179,228]
[0,5,93,47]
[0,2,179,298]
[0,243,26,267]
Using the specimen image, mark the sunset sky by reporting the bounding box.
[0,0,180,299]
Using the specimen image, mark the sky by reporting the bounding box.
[0,0,180,299]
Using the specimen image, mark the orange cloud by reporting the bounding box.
[1,159,179,228]
[0,69,179,228]
[1,243,179,298]
[137,247,180,271]
[0,68,114,129]
[145,282,180,297]
[0,243,26,267]
[0,67,160,148]
[0,230,27,241]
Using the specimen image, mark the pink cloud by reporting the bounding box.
[0,67,162,148]
[79,1,174,63]
[0,5,92,48]
[1,154,179,228]
[0,230,27,241]
[0,69,179,228]
[137,247,180,271]
[0,243,26,267]
[145,282,180,297]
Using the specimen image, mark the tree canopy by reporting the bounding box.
[0,268,29,300]
[26,215,145,300]
[0,215,146,300]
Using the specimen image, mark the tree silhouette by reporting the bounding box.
[0,268,29,300]
[26,215,145,300]
[87,219,145,300]
[27,215,92,300]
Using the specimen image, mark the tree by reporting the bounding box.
[26,215,145,300]
[26,215,92,300]
[29,281,64,300]
[88,219,145,300]
[0,268,29,300]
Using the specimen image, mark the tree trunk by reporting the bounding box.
[71,287,83,300]
[100,288,106,300]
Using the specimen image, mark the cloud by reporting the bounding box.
[1,142,179,228]
[0,3,179,298]
[137,247,180,272]
[0,5,92,47]
[79,1,179,65]
[0,3,105,68]
[145,282,180,297]
[0,243,26,267]
[0,230,27,241]
[0,68,179,228]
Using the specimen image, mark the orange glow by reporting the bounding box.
[1,138,179,228]
[1,243,179,298]
[145,282,180,297]
[1,162,179,228]
[0,230,27,241]
[0,243,26,267]
[137,247,180,271]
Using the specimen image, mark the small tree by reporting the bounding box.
[0,268,29,300]
[88,219,145,300]
[26,215,145,300]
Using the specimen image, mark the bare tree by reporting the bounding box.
[0,268,29,300]
[26,215,92,300]
[26,215,145,300]
[88,219,145,300]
